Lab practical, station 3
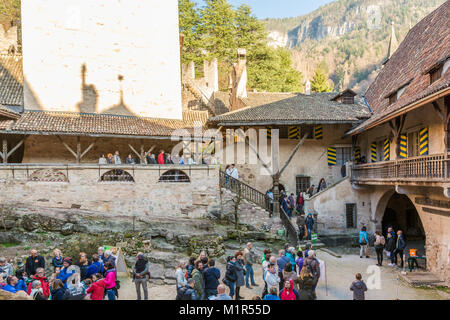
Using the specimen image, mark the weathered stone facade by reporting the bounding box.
[0,164,220,218]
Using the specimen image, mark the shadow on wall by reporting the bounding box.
[76,63,138,117]
[24,62,141,117]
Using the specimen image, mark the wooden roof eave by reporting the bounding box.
[346,86,450,136]
[211,120,362,127]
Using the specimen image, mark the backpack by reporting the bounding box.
[176,286,193,300]
[63,285,86,300]
[225,264,237,283]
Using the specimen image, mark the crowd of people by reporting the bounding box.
[174,242,324,301]
[358,226,408,268]
[0,247,133,300]
[97,150,217,165]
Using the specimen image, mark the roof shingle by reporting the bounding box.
[348,1,450,135]
[209,92,370,125]
[0,54,23,107]
[3,110,209,138]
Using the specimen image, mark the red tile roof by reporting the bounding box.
[348,1,450,135]
[2,110,209,138]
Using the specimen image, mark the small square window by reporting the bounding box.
[430,66,443,84]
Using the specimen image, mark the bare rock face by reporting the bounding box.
[0,290,31,300]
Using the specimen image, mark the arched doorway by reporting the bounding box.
[382,193,425,255]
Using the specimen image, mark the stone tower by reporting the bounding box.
[21,0,183,119]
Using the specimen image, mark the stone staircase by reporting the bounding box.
[221,188,284,235]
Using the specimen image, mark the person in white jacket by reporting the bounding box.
[229,164,239,180]
[175,260,187,291]
[264,263,280,293]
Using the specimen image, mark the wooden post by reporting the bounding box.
[140,140,145,164]
[76,136,81,164]
[2,138,7,163]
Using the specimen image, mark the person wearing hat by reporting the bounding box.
[57,257,76,288]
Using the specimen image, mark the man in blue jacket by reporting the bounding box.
[394,230,407,268]
[203,259,220,299]
[57,258,76,288]
[277,250,290,291]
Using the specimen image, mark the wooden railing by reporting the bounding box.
[219,171,271,213]
[351,154,449,183]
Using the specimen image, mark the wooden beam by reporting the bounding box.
[57,135,78,159]
[279,133,309,175]
[80,138,98,159]
[7,136,28,158]
[2,138,7,163]
[128,144,142,161]
[432,101,444,121]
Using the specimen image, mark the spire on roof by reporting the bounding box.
[387,22,398,60]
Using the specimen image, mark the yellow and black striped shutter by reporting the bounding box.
[267,126,272,139]
[370,142,377,162]
[288,126,300,139]
[399,134,407,159]
[328,147,337,166]
[314,125,323,140]
[354,146,361,161]
[383,139,390,161]
[419,127,429,156]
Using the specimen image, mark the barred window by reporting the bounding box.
[346,203,357,228]
[296,176,310,194]
[159,170,190,183]
[100,169,134,182]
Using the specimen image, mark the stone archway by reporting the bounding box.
[381,193,425,241]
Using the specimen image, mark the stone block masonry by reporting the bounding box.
[0,164,220,219]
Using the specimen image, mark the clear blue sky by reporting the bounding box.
[192,0,336,19]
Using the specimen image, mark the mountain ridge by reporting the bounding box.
[264,0,446,94]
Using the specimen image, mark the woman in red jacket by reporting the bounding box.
[26,268,50,298]
[157,150,165,164]
[86,273,106,300]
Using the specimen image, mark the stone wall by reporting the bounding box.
[305,177,372,235]
[0,164,220,219]
[21,0,183,119]
[0,25,18,53]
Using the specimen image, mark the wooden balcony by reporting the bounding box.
[351,154,449,186]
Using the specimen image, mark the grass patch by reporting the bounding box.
[0,242,19,248]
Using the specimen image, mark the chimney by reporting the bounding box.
[203,58,219,92]
[230,48,248,111]
[305,80,311,95]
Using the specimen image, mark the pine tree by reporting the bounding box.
[179,0,203,65]
[311,67,334,92]
[198,0,237,63]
